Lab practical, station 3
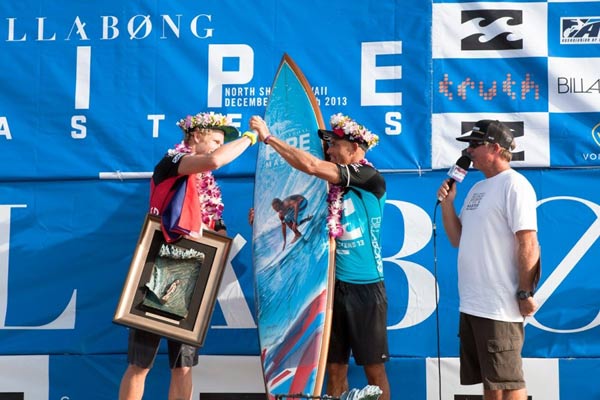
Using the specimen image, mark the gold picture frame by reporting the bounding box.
[113,214,232,347]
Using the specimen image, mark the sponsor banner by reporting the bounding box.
[1,0,600,398]
[549,1,600,56]
[433,57,548,114]
[1,171,599,358]
[0,354,595,400]
[432,0,600,169]
[548,57,600,113]
[0,0,430,178]
[432,2,548,59]
[0,178,259,355]
[425,358,560,400]
[549,112,600,167]
[525,172,600,358]
[0,356,48,399]
[557,358,600,399]
[375,170,600,359]
[0,170,599,397]
[431,112,550,169]
[49,354,264,399]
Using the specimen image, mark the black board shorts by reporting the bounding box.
[127,328,199,369]
[328,280,389,366]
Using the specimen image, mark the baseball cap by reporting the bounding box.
[456,120,514,150]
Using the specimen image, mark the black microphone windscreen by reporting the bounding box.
[437,155,472,204]
[446,155,471,184]
[456,155,472,170]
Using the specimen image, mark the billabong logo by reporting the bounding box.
[557,77,600,94]
[461,120,524,161]
[3,13,216,43]
[461,9,523,51]
[561,17,600,44]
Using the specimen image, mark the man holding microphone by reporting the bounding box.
[437,119,540,400]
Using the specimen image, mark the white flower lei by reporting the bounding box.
[168,142,224,227]
[176,111,232,132]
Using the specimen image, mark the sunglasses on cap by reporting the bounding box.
[468,141,487,149]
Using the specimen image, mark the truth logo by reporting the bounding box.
[461,9,523,51]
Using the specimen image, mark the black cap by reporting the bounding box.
[318,129,369,151]
[456,120,514,150]
[318,129,344,142]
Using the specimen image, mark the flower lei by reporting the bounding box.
[326,159,373,238]
[176,111,232,132]
[167,142,224,227]
[329,113,379,150]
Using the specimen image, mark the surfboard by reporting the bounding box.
[252,54,335,399]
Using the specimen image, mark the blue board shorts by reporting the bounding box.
[283,198,308,223]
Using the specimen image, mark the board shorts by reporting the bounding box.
[459,312,526,390]
[328,280,389,366]
[127,328,199,369]
[283,198,308,224]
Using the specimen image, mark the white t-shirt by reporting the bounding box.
[457,169,538,322]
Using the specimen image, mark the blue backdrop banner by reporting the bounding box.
[1,0,599,399]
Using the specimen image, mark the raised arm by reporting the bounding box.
[249,116,341,184]
[178,134,254,175]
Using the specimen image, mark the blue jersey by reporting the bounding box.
[335,162,386,284]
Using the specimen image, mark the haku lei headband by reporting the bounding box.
[329,113,379,149]
[176,112,233,132]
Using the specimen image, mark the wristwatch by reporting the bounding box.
[517,290,534,300]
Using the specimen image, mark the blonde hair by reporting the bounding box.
[499,141,515,162]
[184,127,224,143]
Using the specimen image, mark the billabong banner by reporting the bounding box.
[1,0,599,399]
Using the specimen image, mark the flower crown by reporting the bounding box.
[330,113,379,149]
[176,111,239,141]
[176,112,232,132]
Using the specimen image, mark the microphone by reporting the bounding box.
[437,155,471,204]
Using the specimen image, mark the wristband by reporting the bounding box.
[242,131,257,146]
[264,134,273,145]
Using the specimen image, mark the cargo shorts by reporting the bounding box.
[459,313,526,391]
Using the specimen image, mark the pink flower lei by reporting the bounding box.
[168,142,224,227]
[326,159,373,238]
[329,113,379,150]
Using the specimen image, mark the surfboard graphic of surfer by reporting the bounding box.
[252,54,334,399]
[271,194,314,250]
